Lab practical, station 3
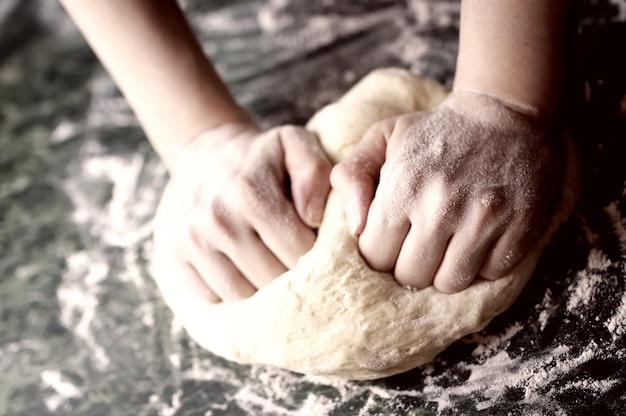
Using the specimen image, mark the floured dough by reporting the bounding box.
[179,68,579,380]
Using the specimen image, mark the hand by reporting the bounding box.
[331,91,564,293]
[151,120,331,306]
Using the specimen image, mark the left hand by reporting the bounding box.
[151,121,331,305]
[331,91,564,293]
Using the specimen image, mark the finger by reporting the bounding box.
[245,190,317,269]
[393,221,452,289]
[189,250,256,301]
[430,195,507,292]
[280,126,332,228]
[224,228,288,288]
[330,118,396,235]
[150,253,221,308]
[479,226,531,280]
[432,230,496,293]
[358,194,411,272]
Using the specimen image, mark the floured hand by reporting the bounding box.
[151,120,331,303]
[331,91,564,293]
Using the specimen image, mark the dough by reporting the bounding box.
[180,68,579,380]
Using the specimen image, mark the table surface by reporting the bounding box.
[1,1,625,415]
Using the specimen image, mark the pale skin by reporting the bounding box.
[60,0,569,307]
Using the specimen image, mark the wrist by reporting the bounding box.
[443,90,557,132]
[165,114,258,174]
[452,0,568,125]
[452,74,560,125]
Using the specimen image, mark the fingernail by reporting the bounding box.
[306,196,325,227]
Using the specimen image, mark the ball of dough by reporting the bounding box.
[177,68,579,380]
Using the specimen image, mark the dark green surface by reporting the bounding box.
[1,1,626,414]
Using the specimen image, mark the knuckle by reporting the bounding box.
[330,161,354,185]
[432,200,459,229]
[236,174,282,222]
[237,174,265,204]
[477,189,506,216]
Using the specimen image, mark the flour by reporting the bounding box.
[607,296,626,341]
[46,1,625,412]
[40,369,83,412]
[167,200,626,413]
[57,250,111,370]
[468,322,524,357]
[566,269,603,312]
[537,289,554,331]
[1,0,620,414]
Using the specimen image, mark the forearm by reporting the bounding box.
[60,0,249,170]
[453,0,570,122]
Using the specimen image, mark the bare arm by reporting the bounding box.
[59,0,249,170]
[332,0,571,292]
[454,0,569,121]
[60,1,331,305]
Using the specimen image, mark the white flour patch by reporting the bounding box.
[607,293,626,342]
[296,394,337,416]
[537,289,554,331]
[40,369,82,412]
[469,322,524,357]
[587,247,612,270]
[560,377,620,395]
[418,343,600,413]
[567,269,603,312]
[57,251,111,369]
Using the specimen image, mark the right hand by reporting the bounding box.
[150,120,331,306]
[331,91,564,293]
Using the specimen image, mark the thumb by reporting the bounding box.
[330,119,393,235]
[280,126,332,228]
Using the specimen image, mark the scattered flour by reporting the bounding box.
[566,269,603,312]
[46,1,626,413]
[40,369,82,412]
[537,289,554,331]
[57,251,111,370]
[607,294,626,341]
[468,322,524,357]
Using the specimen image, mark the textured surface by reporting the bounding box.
[1,0,626,414]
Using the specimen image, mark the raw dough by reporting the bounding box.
[180,68,579,380]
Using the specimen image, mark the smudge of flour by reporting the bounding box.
[40,369,83,412]
[607,295,626,342]
[56,250,111,370]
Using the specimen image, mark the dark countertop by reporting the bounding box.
[1,1,625,414]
